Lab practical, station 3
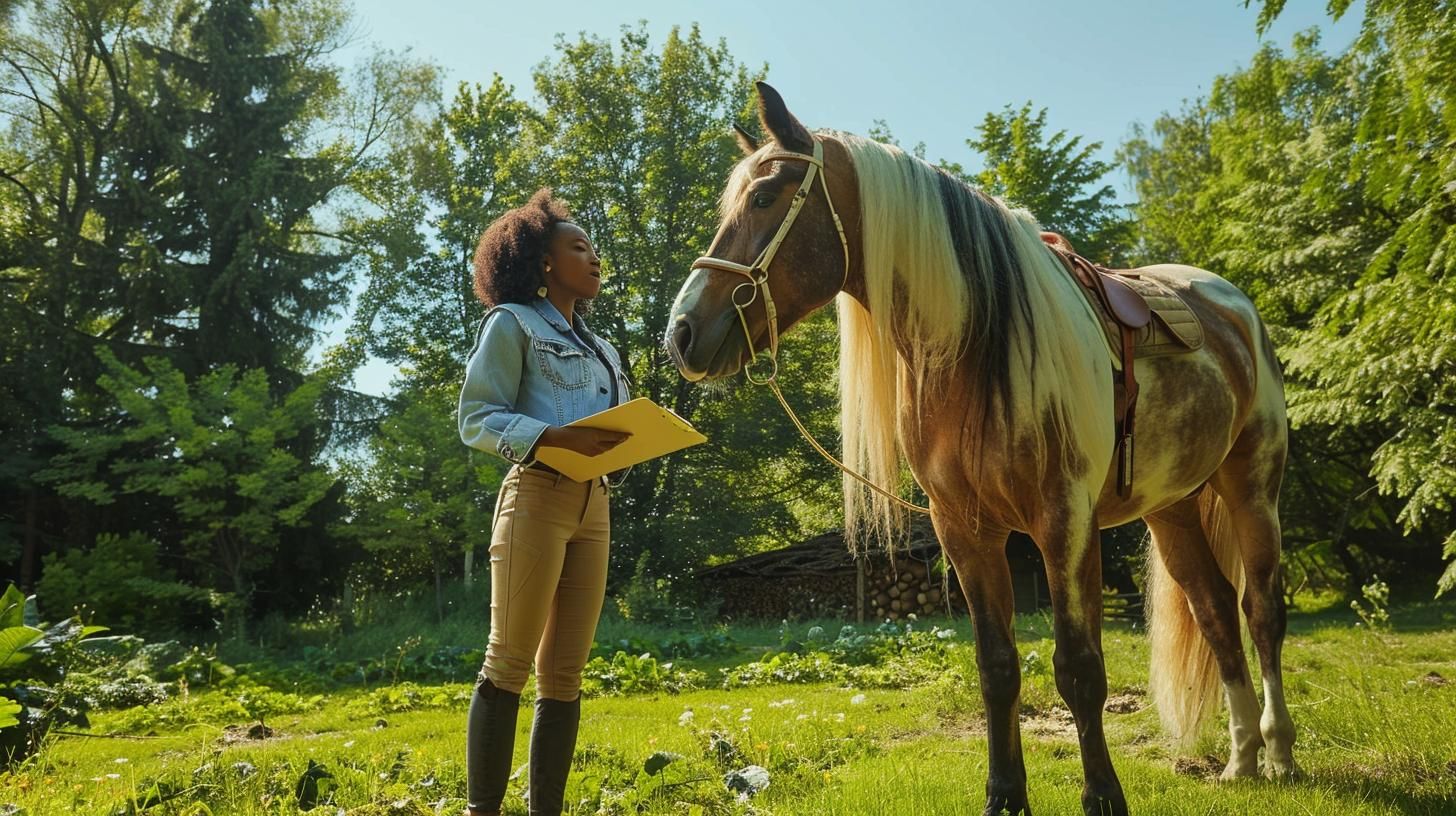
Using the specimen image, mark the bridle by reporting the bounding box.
[690,139,849,386]
[688,138,930,515]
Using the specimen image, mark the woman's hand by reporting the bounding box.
[537,426,630,457]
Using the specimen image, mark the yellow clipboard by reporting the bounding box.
[532,397,707,481]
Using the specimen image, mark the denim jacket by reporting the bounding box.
[458,299,631,466]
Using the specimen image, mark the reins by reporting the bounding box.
[690,139,931,516]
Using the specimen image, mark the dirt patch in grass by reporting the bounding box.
[219,723,280,745]
[1104,693,1144,714]
[1172,754,1223,779]
[1021,706,1077,740]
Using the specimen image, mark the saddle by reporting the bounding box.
[1038,233,1203,497]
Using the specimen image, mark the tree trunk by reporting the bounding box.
[340,581,355,635]
[434,561,444,625]
[20,491,39,592]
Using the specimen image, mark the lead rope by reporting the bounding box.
[767,378,931,514]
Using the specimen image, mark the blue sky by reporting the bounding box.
[328,0,1363,395]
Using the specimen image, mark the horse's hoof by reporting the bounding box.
[983,794,1031,815]
[1081,793,1129,816]
[1219,759,1260,781]
[1262,756,1303,782]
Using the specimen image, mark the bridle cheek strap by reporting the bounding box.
[688,138,925,514]
[689,139,849,384]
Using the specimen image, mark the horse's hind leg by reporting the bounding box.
[935,512,1031,815]
[1035,502,1127,816]
[1209,414,1297,779]
[1145,495,1263,779]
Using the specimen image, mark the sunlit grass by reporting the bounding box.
[3,604,1453,814]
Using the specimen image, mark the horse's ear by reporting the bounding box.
[732,123,759,156]
[756,81,813,152]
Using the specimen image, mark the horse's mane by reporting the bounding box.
[830,132,1107,547]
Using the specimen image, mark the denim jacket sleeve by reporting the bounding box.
[458,310,550,464]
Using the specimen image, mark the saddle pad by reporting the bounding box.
[1085,274,1204,367]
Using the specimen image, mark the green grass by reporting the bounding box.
[4,603,1454,815]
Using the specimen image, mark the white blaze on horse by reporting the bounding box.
[666,82,1296,816]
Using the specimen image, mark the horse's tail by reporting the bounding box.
[1146,488,1245,745]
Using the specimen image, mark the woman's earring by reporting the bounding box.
[537,285,548,298]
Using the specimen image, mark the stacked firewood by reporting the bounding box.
[867,557,961,620]
[712,573,858,620]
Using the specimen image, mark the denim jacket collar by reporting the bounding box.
[531,299,597,350]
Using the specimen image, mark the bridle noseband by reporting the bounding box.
[689,139,850,385]
[687,137,930,515]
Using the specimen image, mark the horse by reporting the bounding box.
[665,82,1296,816]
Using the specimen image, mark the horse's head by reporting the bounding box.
[666,82,858,382]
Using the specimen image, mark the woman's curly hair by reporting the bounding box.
[473,188,573,309]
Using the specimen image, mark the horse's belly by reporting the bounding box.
[1094,353,1239,527]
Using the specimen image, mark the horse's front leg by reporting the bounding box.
[937,513,1031,815]
[1036,504,1128,816]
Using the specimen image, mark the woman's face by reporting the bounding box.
[543,222,602,301]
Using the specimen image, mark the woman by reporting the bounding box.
[458,188,631,816]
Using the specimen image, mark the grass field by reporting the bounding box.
[3,598,1454,815]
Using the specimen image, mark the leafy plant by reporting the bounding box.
[582,651,706,696]
[0,584,108,766]
[35,532,217,634]
[1351,576,1392,631]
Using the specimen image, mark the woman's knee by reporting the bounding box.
[535,671,583,702]
[480,655,531,695]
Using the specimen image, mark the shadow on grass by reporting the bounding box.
[1314,770,1456,816]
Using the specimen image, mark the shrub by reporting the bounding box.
[0,583,109,766]
[613,552,704,625]
[36,532,217,633]
[581,651,705,695]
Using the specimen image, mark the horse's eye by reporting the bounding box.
[751,191,775,209]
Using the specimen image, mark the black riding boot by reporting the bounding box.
[466,675,521,815]
[528,696,581,816]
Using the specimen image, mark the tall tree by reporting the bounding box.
[529,25,843,582]
[37,350,334,633]
[1122,21,1454,593]
[337,74,535,592]
[1266,1,1456,593]
[336,383,503,617]
[1,0,431,626]
[964,103,1131,263]
[133,0,351,379]
[343,74,535,394]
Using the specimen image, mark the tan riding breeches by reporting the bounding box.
[480,465,610,701]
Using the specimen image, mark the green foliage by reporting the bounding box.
[720,621,957,689]
[1121,14,1456,593]
[35,532,215,631]
[1351,575,1392,631]
[342,682,461,717]
[0,583,108,767]
[38,349,335,626]
[582,651,706,696]
[615,551,697,624]
[334,385,501,597]
[595,631,736,662]
[107,675,326,734]
[960,102,1132,262]
[1279,6,1456,590]
[1,0,423,627]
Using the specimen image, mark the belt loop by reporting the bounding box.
[553,472,563,488]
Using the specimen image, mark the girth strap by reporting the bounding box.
[1046,240,1148,497]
